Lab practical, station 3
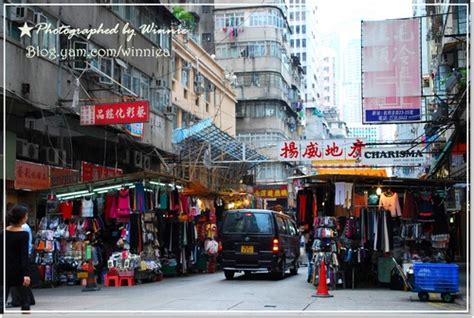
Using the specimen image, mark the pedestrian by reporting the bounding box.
[305,227,315,283]
[8,207,36,308]
[4,204,32,311]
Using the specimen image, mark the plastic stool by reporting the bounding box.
[120,276,134,287]
[104,275,119,287]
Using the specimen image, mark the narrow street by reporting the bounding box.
[6,270,467,312]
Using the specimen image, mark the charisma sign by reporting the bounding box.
[80,101,150,125]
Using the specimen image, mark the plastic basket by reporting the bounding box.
[413,263,459,293]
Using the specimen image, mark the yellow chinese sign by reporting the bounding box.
[254,186,288,198]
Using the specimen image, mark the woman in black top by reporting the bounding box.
[5,205,31,311]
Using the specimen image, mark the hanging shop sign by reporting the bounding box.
[80,101,150,125]
[81,161,123,182]
[14,160,50,190]
[125,123,145,139]
[50,166,80,187]
[278,139,366,163]
[362,18,422,123]
[360,147,427,166]
[254,185,288,198]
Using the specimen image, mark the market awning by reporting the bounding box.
[173,118,267,163]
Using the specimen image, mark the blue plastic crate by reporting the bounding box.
[413,263,459,293]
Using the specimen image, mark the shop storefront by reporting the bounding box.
[292,174,465,290]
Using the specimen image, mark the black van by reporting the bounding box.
[219,209,300,280]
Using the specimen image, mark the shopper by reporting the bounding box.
[5,204,31,311]
[305,228,315,283]
[8,216,36,308]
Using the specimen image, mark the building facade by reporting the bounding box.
[2,3,177,213]
[213,1,304,191]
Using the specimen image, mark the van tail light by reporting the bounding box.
[272,238,280,254]
[218,241,223,253]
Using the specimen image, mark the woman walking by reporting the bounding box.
[5,205,31,311]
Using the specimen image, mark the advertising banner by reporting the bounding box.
[81,161,123,182]
[362,18,422,123]
[50,166,80,187]
[15,160,50,190]
[81,101,150,125]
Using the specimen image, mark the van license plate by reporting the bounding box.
[240,245,254,254]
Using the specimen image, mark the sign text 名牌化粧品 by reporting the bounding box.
[80,101,150,126]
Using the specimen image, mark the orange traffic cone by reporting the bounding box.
[312,260,333,298]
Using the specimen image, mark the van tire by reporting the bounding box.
[224,270,235,280]
[290,261,298,275]
[272,258,286,280]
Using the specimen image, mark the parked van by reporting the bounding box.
[219,209,300,280]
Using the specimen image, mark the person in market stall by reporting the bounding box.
[4,204,32,311]
[305,227,315,283]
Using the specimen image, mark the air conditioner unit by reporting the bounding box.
[165,105,176,115]
[16,139,39,160]
[34,12,47,25]
[10,7,35,24]
[133,151,143,168]
[43,147,67,166]
[143,155,151,170]
[182,62,191,71]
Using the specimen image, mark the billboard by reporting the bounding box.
[81,101,150,125]
[362,18,422,123]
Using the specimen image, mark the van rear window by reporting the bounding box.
[222,212,273,234]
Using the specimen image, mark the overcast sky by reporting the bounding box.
[317,0,414,42]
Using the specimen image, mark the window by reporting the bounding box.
[99,58,113,84]
[215,12,244,28]
[295,12,300,20]
[202,5,211,13]
[222,212,274,234]
[181,67,189,87]
[285,219,297,236]
[276,215,289,235]
[302,39,306,47]
[122,68,131,90]
[324,77,329,81]
[302,11,306,20]
[303,66,307,73]
[302,52,306,61]
[296,39,300,47]
[195,97,200,107]
[202,33,212,42]
[290,39,294,47]
[302,25,306,34]
[296,25,300,33]
[290,12,294,20]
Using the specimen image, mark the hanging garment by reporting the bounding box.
[105,192,118,220]
[417,192,435,222]
[353,193,368,217]
[334,182,345,206]
[343,183,354,209]
[72,200,82,217]
[432,197,449,235]
[402,191,417,219]
[95,196,105,216]
[46,194,59,214]
[117,189,131,217]
[379,192,402,217]
[59,201,73,219]
[180,195,190,215]
[135,183,146,212]
[81,197,94,218]
[159,188,169,210]
[297,191,307,224]
[312,192,318,226]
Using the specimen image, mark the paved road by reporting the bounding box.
[4,269,468,313]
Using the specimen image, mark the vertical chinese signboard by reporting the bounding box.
[80,101,150,125]
[362,18,421,123]
[15,160,50,190]
[81,161,123,182]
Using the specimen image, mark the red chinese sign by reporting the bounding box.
[50,166,79,187]
[254,185,288,198]
[80,101,150,125]
[15,160,50,190]
[81,161,123,182]
[278,139,366,162]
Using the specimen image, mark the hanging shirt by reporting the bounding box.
[344,183,354,209]
[353,193,368,217]
[334,182,345,206]
[402,191,417,219]
[368,194,379,205]
[59,201,73,220]
[117,189,131,216]
[379,192,402,217]
[81,197,94,218]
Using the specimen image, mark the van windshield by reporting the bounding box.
[223,212,273,234]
